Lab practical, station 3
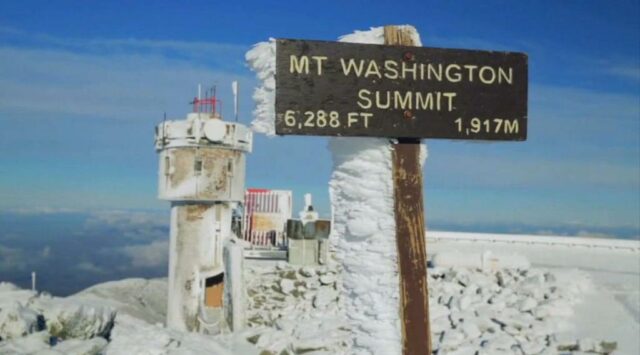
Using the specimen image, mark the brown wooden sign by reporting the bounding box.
[275,39,528,140]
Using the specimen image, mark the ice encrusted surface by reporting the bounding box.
[241,261,350,354]
[246,39,276,136]
[0,279,256,355]
[1,260,620,354]
[245,25,430,354]
[425,267,612,354]
[328,26,427,355]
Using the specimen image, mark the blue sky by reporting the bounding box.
[1,0,639,237]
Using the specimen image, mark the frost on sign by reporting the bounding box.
[275,39,528,141]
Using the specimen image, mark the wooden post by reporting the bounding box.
[384,25,432,355]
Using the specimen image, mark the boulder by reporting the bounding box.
[319,274,337,286]
[33,297,116,339]
[312,289,338,309]
[0,302,42,339]
[0,330,51,353]
[278,279,295,295]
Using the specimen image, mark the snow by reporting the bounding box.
[1,233,638,354]
[0,301,40,340]
[432,250,531,270]
[246,39,276,136]
[242,260,350,354]
[329,26,426,355]
[106,313,257,355]
[238,24,638,354]
[34,296,116,340]
[71,278,168,324]
[244,26,428,353]
[427,231,640,354]
[328,137,403,354]
[0,278,258,355]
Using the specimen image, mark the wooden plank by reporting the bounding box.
[386,26,432,355]
[274,38,528,140]
[204,274,224,308]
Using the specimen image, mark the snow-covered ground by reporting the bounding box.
[427,231,640,354]
[0,232,638,354]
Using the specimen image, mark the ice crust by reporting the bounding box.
[246,25,428,354]
[0,279,257,355]
[329,26,426,355]
[0,259,624,354]
[246,39,276,136]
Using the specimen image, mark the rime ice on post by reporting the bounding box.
[327,25,428,355]
[248,23,527,353]
[247,26,427,354]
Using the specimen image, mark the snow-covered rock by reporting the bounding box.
[318,273,336,286]
[299,266,316,278]
[0,243,625,355]
[107,313,258,355]
[0,330,51,354]
[0,302,42,340]
[33,296,116,339]
[70,278,167,324]
[312,288,338,309]
[278,279,295,295]
[50,337,108,355]
[244,261,349,354]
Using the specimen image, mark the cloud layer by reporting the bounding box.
[0,26,255,121]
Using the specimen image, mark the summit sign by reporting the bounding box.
[275,39,528,140]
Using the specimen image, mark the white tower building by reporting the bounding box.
[155,91,252,332]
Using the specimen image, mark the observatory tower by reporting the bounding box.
[155,87,252,332]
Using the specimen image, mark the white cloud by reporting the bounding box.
[4,207,80,215]
[0,245,27,271]
[120,240,169,268]
[430,151,640,189]
[76,261,104,274]
[574,230,617,239]
[0,29,255,121]
[0,26,247,62]
[84,210,167,229]
[606,65,640,81]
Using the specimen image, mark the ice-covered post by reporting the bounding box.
[248,24,528,354]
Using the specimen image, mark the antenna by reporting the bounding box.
[198,84,202,100]
[162,112,167,147]
[212,85,217,115]
[232,81,239,122]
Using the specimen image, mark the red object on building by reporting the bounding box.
[243,189,292,248]
[192,96,222,114]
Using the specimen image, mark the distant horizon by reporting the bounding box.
[2,208,637,239]
[0,209,636,297]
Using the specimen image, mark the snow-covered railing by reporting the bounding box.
[428,231,640,252]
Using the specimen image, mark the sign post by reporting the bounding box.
[274,25,528,354]
[384,25,431,354]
